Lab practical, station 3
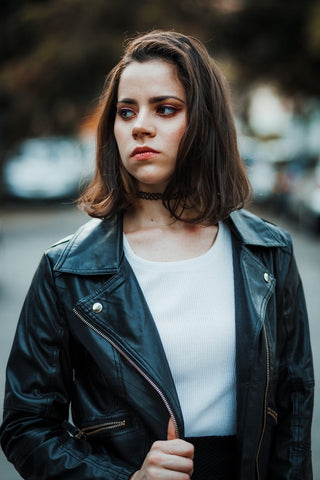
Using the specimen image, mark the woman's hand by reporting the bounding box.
[130,419,194,480]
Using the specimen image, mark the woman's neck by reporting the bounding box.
[122,200,219,262]
[124,200,176,232]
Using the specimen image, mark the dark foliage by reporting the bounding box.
[0,0,319,155]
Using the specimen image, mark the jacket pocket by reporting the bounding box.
[257,406,278,479]
[74,413,149,468]
[75,417,129,440]
[267,407,278,425]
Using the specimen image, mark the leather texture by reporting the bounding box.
[0,209,314,479]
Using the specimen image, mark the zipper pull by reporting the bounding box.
[75,428,87,440]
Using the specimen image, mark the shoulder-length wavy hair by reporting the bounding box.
[79,30,251,225]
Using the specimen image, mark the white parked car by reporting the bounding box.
[238,135,277,203]
[3,136,94,200]
[289,157,320,232]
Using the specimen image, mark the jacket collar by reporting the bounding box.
[54,209,286,274]
[228,210,286,247]
[53,214,123,274]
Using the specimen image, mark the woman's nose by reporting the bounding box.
[132,112,156,139]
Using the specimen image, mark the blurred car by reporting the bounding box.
[301,163,320,232]
[238,135,278,203]
[3,136,94,200]
[286,155,320,232]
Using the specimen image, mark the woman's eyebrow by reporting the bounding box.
[149,95,185,104]
[117,98,136,105]
[117,95,185,105]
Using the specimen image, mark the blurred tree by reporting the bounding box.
[0,0,208,151]
[206,0,320,98]
[0,0,319,157]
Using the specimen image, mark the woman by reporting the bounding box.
[0,31,314,479]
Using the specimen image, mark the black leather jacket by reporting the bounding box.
[1,210,314,479]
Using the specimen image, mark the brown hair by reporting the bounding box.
[79,30,251,225]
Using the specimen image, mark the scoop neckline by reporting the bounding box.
[123,222,225,271]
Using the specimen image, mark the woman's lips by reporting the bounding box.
[132,151,158,161]
[131,147,159,161]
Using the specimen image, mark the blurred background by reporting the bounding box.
[0,0,319,478]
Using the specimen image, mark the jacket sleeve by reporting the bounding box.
[0,253,137,480]
[269,240,314,479]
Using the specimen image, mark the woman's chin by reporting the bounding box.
[136,179,170,192]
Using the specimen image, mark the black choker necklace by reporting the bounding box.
[136,191,181,200]
[136,191,163,200]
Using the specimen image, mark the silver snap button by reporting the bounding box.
[264,273,271,283]
[92,302,103,313]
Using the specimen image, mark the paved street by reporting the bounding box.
[0,204,319,478]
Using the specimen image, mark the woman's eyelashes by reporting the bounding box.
[156,105,180,116]
[116,108,135,119]
[116,104,180,120]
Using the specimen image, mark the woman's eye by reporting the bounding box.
[117,108,135,120]
[157,105,178,116]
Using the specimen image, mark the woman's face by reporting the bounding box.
[114,60,187,192]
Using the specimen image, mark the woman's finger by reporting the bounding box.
[167,417,178,440]
[152,439,194,459]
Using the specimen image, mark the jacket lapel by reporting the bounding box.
[54,214,184,438]
[229,213,278,456]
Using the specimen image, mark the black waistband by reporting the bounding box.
[184,435,237,480]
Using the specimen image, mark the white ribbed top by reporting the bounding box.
[123,222,236,437]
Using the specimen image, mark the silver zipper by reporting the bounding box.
[73,308,180,438]
[255,323,270,480]
[75,420,126,439]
